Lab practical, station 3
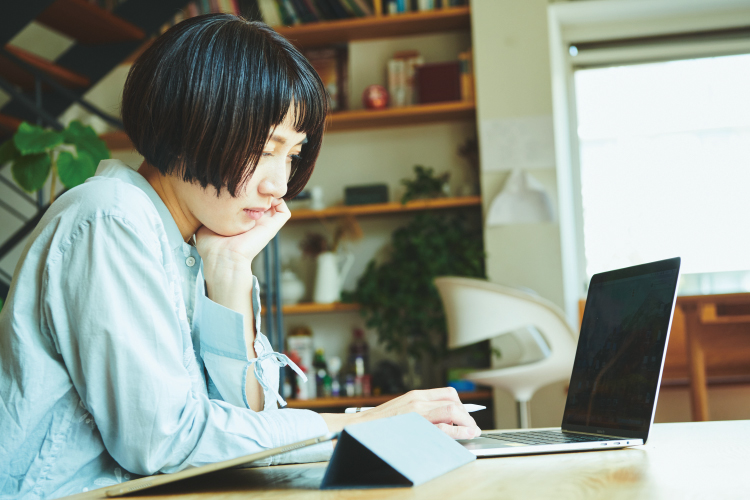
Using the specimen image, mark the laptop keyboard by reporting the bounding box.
[481,430,609,446]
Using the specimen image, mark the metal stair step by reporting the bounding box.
[0,45,90,90]
[37,0,146,45]
[0,113,21,134]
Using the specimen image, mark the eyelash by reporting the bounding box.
[263,153,302,161]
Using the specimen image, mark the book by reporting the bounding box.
[301,0,324,20]
[351,0,374,16]
[239,0,264,20]
[258,0,282,24]
[326,0,353,19]
[342,0,365,17]
[312,0,338,20]
[416,61,461,104]
[277,0,300,24]
[387,57,406,107]
[290,0,317,22]
[388,50,422,107]
[458,49,474,102]
[304,45,349,111]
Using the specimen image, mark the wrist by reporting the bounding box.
[203,258,254,293]
[321,413,357,434]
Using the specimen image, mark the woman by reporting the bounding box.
[0,14,480,499]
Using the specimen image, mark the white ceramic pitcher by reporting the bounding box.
[313,251,354,303]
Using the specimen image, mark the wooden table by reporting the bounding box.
[66,420,750,500]
[581,293,750,422]
[678,293,750,421]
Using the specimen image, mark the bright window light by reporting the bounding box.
[575,53,750,283]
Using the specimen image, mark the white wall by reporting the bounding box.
[471,0,580,429]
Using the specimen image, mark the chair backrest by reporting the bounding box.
[435,277,577,349]
[435,277,578,402]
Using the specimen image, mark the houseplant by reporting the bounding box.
[343,211,485,387]
[400,165,450,204]
[0,121,110,203]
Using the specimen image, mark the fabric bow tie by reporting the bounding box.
[250,352,307,407]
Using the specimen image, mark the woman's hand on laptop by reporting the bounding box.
[321,388,482,439]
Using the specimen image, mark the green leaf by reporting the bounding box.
[62,121,109,165]
[13,122,63,155]
[0,139,19,165]
[57,150,96,189]
[11,153,51,193]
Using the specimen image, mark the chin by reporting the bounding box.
[210,219,256,237]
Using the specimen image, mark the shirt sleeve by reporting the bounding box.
[42,215,332,474]
[195,275,285,412]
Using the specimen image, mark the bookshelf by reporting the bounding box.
[101,101,475,150]
[327,100,475,131]
[289,195,481,222]
[261,197,480,316]
[284,389,492,409]
[276,6,471,48]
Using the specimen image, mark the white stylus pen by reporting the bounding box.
[344,403,486,414]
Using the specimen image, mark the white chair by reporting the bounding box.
[434,277,577,428]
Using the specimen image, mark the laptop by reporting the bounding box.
[460,257,681,457]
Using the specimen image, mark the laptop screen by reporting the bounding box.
[561,258,680,439]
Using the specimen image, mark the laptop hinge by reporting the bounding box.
[562,429,624,439]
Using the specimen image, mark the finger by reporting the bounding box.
[415,387,462,403]
[426,402,479,430]
[435,423,481,440]
[271,199,290,218]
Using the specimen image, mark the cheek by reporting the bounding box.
[193,194,254,237]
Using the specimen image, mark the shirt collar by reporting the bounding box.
[92,159,186,251]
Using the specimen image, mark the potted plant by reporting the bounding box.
[0,121,110,203]
[343,210,485,388]
[400,165,450,203]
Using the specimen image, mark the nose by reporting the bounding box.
[257,161,288,199]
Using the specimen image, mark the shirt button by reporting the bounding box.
[186,256,196,267]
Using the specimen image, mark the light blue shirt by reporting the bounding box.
[0,160,332,499]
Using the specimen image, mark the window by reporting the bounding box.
[574,53,750,292]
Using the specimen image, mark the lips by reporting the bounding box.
[244,208,267,220]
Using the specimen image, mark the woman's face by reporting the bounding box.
[174,113,307,237]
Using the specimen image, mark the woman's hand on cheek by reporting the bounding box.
[196,199,291,294]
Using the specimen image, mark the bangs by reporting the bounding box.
[122,15,328,199]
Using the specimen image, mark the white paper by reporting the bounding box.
[480,115,556,171]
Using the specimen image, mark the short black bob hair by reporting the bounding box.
[122,14,328,199]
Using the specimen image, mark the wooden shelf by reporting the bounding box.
[261,302,360,316]
[0,45,90,90]
[37,0,145,45]
[328,100,475,132]
[276,6,471,48]
[98,100,475,151]
[285,390,492,409]
[290,195,481,221]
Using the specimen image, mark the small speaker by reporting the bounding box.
[344,184,389,206]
